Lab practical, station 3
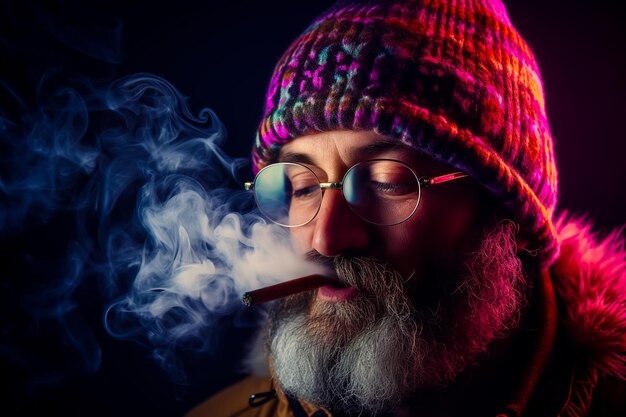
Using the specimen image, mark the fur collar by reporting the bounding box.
[552,213,626,380]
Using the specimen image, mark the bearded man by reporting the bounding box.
[187,1,626,416]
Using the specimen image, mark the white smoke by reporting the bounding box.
[0,71,322,381]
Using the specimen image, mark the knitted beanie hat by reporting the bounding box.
[253,0,559,264]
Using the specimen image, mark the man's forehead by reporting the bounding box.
[277,130,451,173]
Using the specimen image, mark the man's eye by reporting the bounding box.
[370,181,414,195]
[292,185,318,199]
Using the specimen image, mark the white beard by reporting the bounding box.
[268,221,526,414]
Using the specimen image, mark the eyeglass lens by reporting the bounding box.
[253,161,422,227]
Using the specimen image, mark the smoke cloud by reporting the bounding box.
[0,71,321,384]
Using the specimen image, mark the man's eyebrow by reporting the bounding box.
[278,151,315,165]
[357,139,403,156]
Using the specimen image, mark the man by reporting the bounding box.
[188,0,626,416]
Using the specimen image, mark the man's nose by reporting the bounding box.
[310,189,369,257]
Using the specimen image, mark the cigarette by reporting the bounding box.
[242,274,335,306]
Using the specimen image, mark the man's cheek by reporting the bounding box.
[290,227,313,254]
[378,228,428,279]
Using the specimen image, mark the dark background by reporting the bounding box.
[1,1,624,416]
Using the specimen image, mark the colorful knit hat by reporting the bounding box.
[253,0,559,264]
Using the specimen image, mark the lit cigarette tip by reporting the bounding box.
[242,274,334,307]
[242,292,254,307]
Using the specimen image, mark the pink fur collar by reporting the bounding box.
[552,213,626,380]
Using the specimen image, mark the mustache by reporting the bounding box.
[304,250,405,294]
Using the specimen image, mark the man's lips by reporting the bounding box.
[317,280,359,302]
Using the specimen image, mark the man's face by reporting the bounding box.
[282,130,486,289]
[266,130,527,414]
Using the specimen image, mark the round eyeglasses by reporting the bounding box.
[244,160,467,227]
